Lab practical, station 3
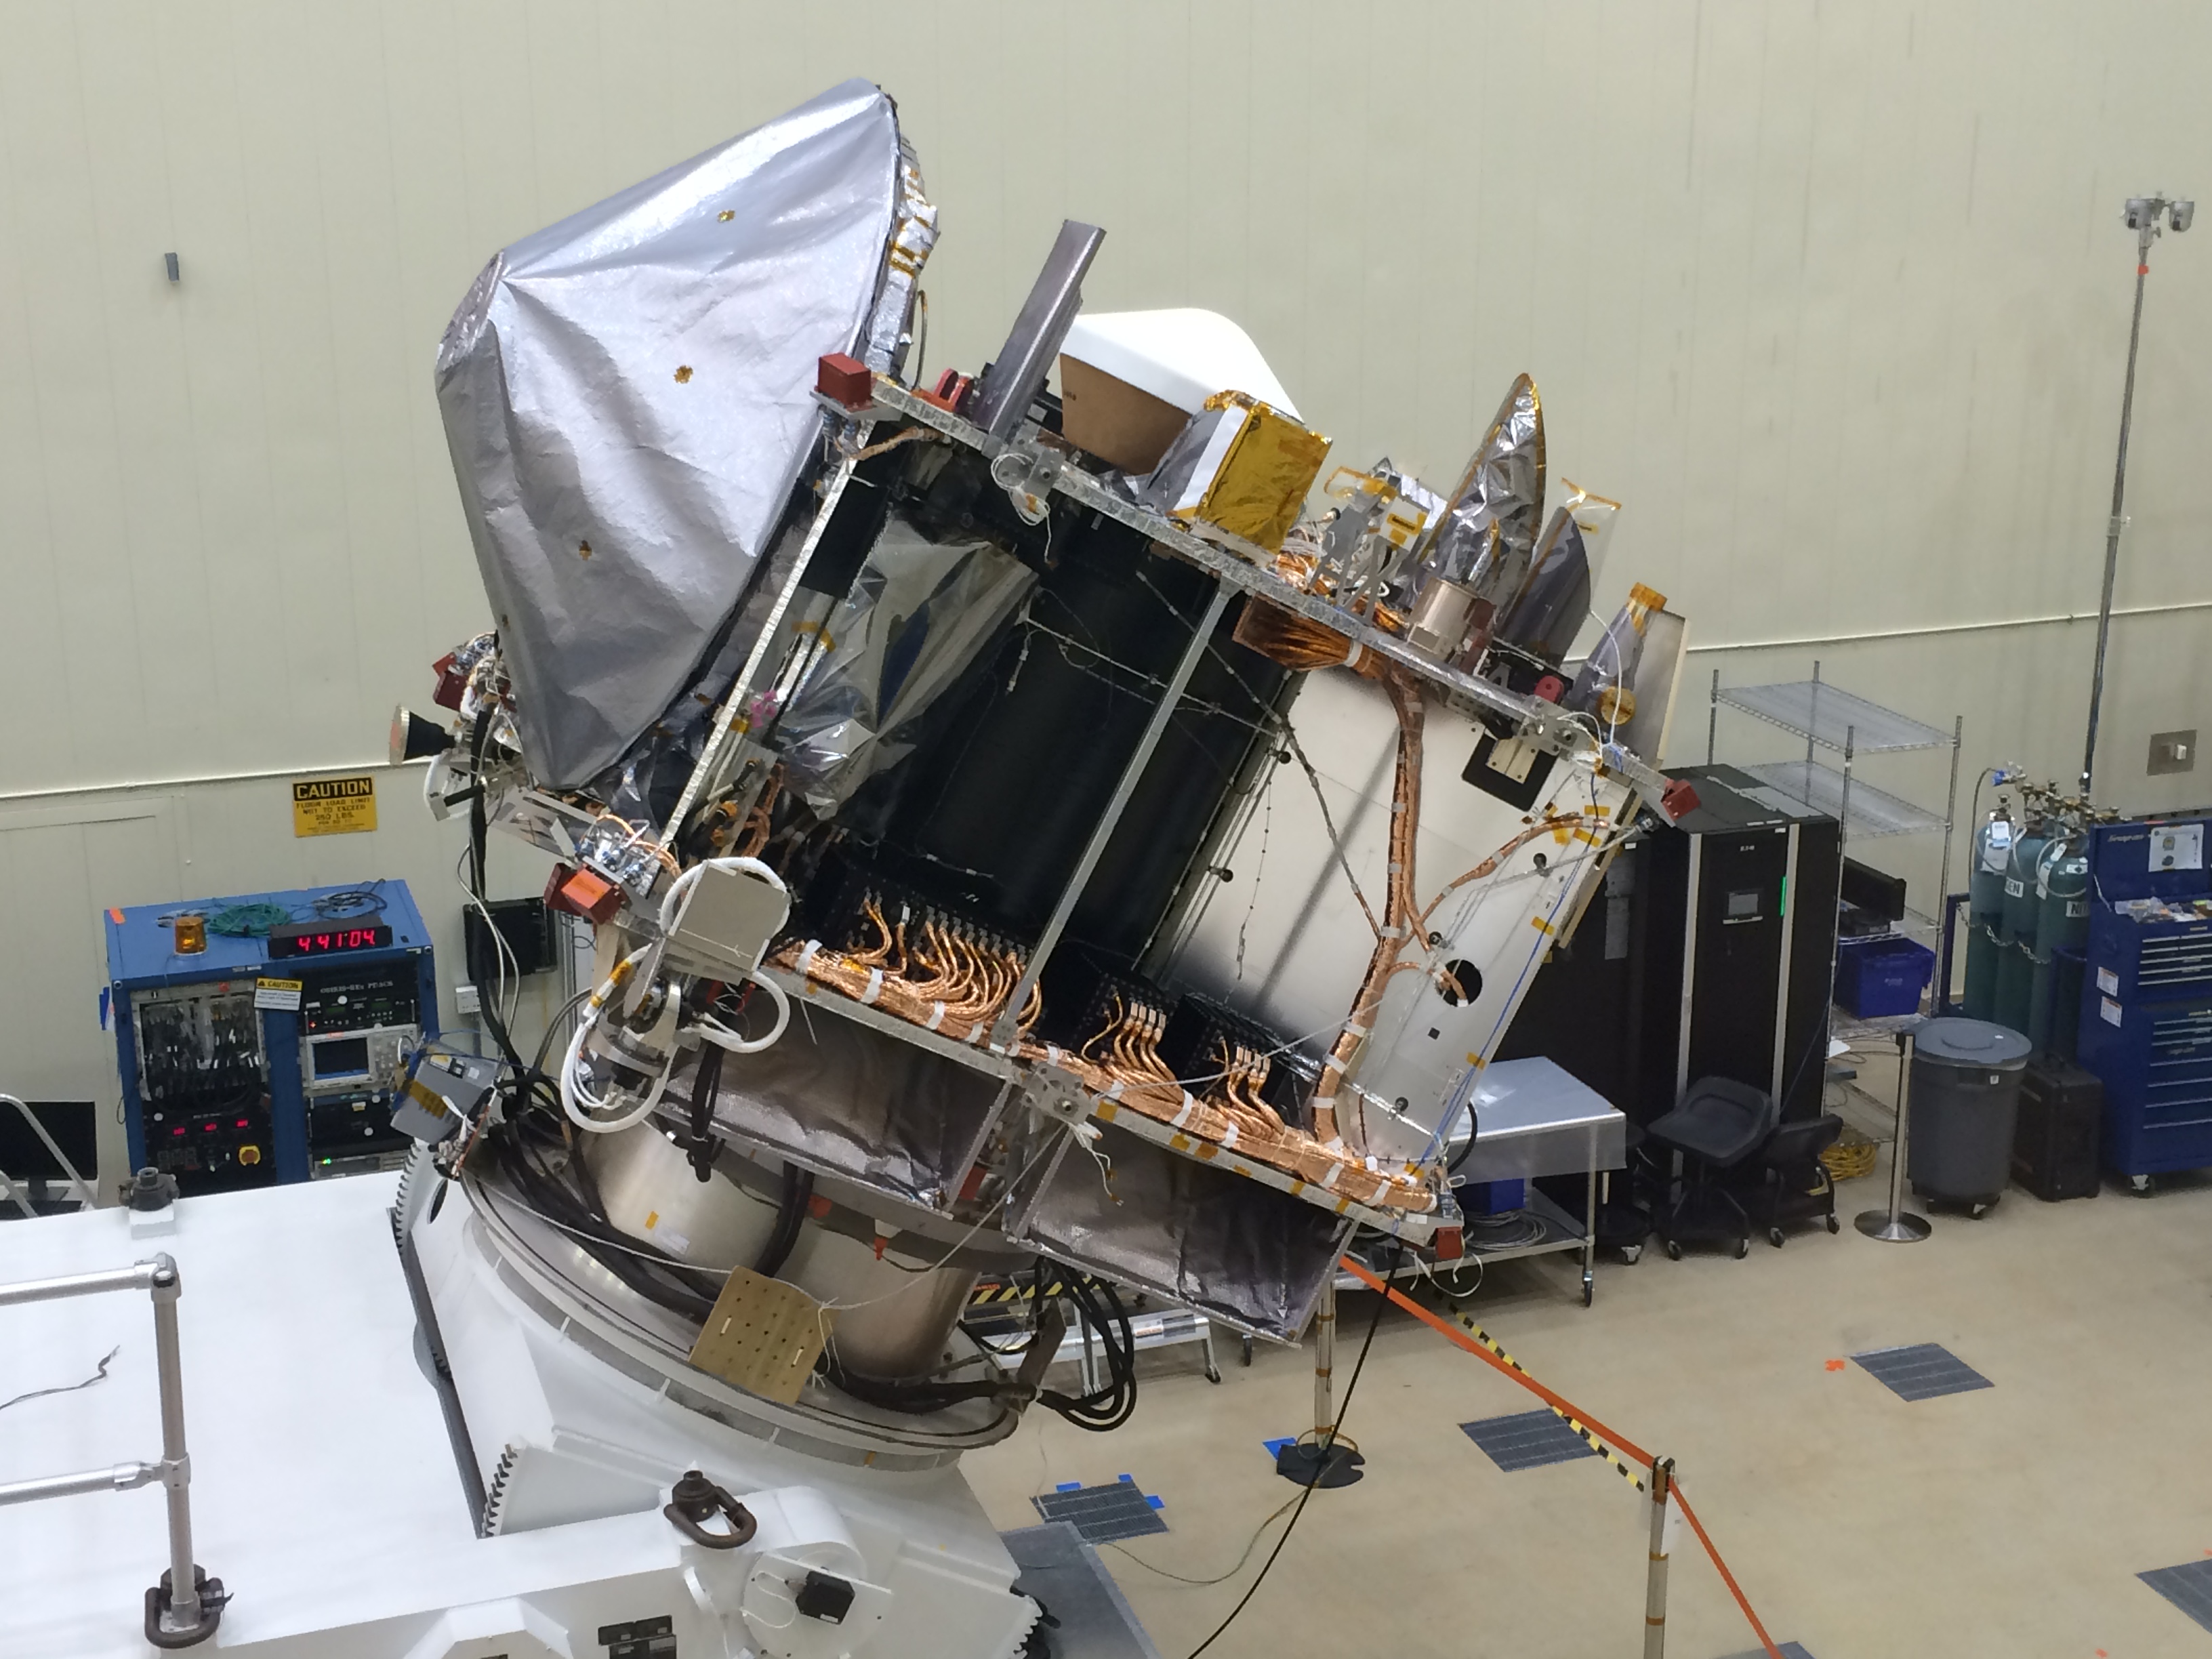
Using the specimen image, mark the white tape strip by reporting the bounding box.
[860,968,884,1005]
[1323,1054,1349,1074]
[1318,1161,1343,1189]
[926,1001,947,1030]
[1170,1092,1197,1128]
[1221,1121,1240,1149]
[1107,1080,1127,1100]
[796,940,821,976]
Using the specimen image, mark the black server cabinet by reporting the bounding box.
[1636,766,1839,1124]
[1498,766,1839,1126]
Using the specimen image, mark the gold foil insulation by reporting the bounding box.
[1159,392,1330,553]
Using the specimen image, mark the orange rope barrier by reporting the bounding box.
[1670,1485,1784,1659]
[1336,1256,1654,1466]
[1336,1254,1784,1659]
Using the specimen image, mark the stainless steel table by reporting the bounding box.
[1345,1057,1628,1306]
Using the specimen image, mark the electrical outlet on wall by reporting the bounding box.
[2149,729,2198,776]
[455,983,482,1016]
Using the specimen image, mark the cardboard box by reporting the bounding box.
[1058,355,1191,474]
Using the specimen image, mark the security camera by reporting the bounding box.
[2125,197,2158,230]
[2173,199,2195,233]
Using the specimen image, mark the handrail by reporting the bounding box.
[0,1252,225,1648]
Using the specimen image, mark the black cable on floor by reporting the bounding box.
[1181,1240,1400,1659]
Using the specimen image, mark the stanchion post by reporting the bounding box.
[1644,1455,1675,1658]
[1313,1276,1335,1435]
[1856,1025,1931,1242]
[1275,1272,1363,1487]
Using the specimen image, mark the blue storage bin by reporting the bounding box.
[1458,1178,1525,1215]
[1835,934,1936,1019]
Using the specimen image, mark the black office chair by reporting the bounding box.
[1648,1076,1778,1260]
[1740,1113,1845,1247]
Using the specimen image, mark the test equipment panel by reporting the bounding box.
[104,882,439,1194]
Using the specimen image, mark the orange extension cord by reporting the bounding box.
[1337,1256,1785,1659]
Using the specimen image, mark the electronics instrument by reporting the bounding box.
[104,882,438,1193]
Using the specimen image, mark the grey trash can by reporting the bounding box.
[1908,1017,2032,1210]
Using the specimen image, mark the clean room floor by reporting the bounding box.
[966,1126,2212,1658]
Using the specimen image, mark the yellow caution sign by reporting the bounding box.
[292,775,377,838]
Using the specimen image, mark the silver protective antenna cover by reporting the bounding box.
[434,80,909,788]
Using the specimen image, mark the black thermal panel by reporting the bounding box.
[864,523,1286,959]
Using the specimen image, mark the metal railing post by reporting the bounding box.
[149,1261,200,1627]
[0,1253,223,1646]
[1644,1455,1675,1657]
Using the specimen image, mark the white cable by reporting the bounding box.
[451,850,520,1034]
[685,969,792,1056]
[560,948,674,1135]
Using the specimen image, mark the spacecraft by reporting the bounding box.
[390,77,1688,1658]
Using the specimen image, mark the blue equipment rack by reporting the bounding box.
[104,882,438,1193]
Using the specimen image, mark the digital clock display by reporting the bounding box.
[267,922,392,959]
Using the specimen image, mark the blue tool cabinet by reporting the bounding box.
[2074,819,2212,1182]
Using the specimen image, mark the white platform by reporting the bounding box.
[0,1176,1037,1658]
[0,1176,479,1654]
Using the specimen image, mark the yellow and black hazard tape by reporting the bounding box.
[969,1280,1066,1306]
[1433,1297,1644,1492]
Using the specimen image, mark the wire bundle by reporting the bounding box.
[205,903,291,938]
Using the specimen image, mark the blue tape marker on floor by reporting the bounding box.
[1262,1437,1296,1460]
[1032,1482,1170,1544]
[1054,1481,1081,1492]
[1460,1410,1600,1473]
[2142,1557,2212,1634]
[1850,1343,1992,1402]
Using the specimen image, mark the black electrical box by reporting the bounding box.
[464,897,554,985]
[2013,1056,2102,1201]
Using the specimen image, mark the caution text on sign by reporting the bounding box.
[293,775,377,838]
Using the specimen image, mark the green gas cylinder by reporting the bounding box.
[1993,823,2048,1036]
[1962,811,2014,1022]
[2028,835,2091,1054]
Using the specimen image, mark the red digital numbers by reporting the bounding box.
[270,921,389,957]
